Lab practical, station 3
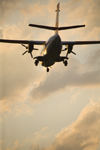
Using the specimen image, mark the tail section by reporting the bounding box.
[29,3,85,32]
[55,3,60,34]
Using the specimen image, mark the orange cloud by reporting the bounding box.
[46,101,100,150]
[6,141,19,150]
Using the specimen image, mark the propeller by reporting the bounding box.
[21,44,28,55]
[63,45,76,56]
[21,44,38,58]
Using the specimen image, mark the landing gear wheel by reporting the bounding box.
[47,67,49,72]
[35,59,39,66]
[63,60,68,66]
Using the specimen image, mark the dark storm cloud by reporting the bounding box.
[30,49,100,101]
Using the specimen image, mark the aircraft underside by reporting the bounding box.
[33,34,68,72]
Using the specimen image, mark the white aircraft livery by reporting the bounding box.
[0,3,100,72]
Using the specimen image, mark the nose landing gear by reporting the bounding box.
[47,67,49,72]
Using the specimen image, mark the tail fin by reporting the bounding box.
[29,3,85,32]
[55,3,60,34]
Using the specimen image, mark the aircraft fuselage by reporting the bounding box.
[40,34,62,67]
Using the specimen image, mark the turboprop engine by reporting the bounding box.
[22,43,38,58]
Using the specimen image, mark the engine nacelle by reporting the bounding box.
[28,43,34,53]
[67,44,73,54]
[22,43,38,58]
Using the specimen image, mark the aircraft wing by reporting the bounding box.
[0,39,46,45]
[62,41,100,45]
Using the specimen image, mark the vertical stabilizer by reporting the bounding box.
[55,3,60,34]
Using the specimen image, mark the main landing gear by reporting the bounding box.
[34,60,50,72]
[63,60,68,66]
[34,59,39,66]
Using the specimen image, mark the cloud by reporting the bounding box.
[0,27,3,38]
[71,91,80,103]
[0,22,42,113]
[33,127,48,141]
[29,142,40,150]
[0,140,4,150]
[0,99,12,113]
[14,103,34,116]
[60,0,100,39]
[0,0,24,23]
[25,127,49,150]
[46,101,100,150]
[21,0,58,26]
[6,141,19,150]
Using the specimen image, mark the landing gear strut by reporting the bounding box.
[47,67,49,72]
[34,59,39,66]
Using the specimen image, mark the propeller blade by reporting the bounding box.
[72,51,76,55]
[33,48,38,50]
[21,44,28,49]
[22,51,27,55]
[62,48,67,51]
[30,53,33,58]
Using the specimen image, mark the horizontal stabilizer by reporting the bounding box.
[58,25,85,30]
[29,24,85,31]
[29,24,56,30]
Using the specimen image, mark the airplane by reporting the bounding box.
[0,3,100,72]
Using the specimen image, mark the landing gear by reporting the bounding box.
[34,59,39,66]
[63,60,68,66]
[46,67,49,72]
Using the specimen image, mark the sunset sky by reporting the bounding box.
[0,0,100,150]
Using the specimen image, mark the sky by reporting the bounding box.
[0,0,100,150]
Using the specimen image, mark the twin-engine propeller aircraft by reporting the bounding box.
[0,3,100,72]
